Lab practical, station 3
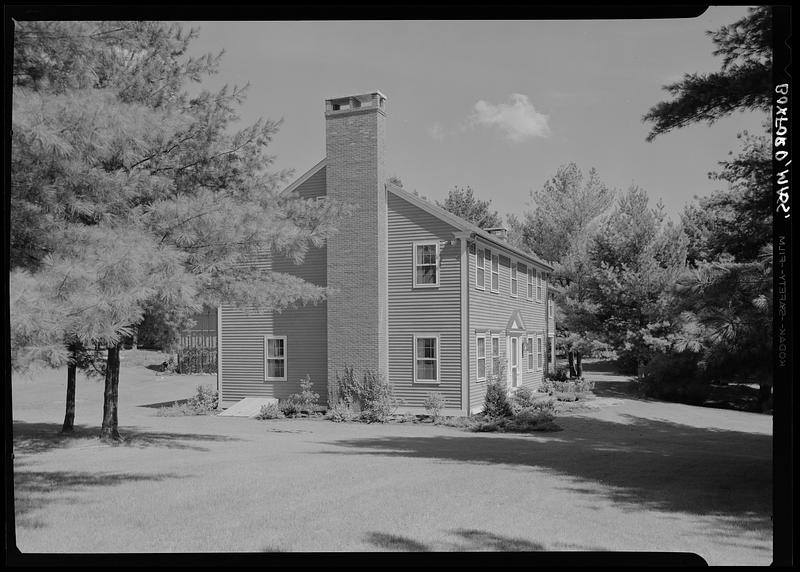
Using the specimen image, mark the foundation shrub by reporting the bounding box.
[156,384,218,416]
[329,367,398,423]
[483,379,513,419]
[254,402,284,420]
[423,392,446,420]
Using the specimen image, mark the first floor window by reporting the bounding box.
[536,336,543,370]
[265,336,287,380]
[414,242,439,287]
[491,336,500,376]
[414,335,439,382]
[527,336,534,371]
[477,335,486,381]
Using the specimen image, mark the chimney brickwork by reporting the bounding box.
[324,92,389,396]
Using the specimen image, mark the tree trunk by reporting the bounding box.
[575,352,583,378]
[568,351,577,378]
[61,361,77,434]
[100,344,121,442]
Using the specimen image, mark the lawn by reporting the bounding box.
[11,351,772,564]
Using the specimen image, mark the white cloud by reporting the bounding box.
[427,122,445,141]
[470,93,551,142]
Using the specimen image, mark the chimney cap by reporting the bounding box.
[325,91,387,114]
[484,227,509,241]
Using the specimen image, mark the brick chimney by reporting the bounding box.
[485,227,508,241]
[324,92,389,394]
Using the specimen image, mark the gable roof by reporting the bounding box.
[279,161,553,271]
[387,183,554,271]
[280,158,327,196]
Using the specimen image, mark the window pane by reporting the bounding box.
[416,265,437,284]
[268,359,284,378]
[477,267,485,285]
[417,337,437,359]
[492,338,499,356]
[417,359,437,380]
[477,337,485,358]
[477,249,484,268]
[478,359,486,379]
[492,274,498,291]
[267,338,284,358]
[492,255,499,272]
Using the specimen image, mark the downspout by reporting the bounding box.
[216,305,223,409]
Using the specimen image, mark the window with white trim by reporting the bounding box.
[414,335,439,382]
[536,270,543,302]
[548,297,554,319]
[413,242,439,287]
[527,336,534,371]
[476,247,485,290]
[476,335,486,381]
[527,267,534,299]
[536,335,543,370]
[264,336,287,381]
[491,335,500,376]
[491,254,499,292]
[510,263,518,297]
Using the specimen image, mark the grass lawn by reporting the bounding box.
[11,351,772,564]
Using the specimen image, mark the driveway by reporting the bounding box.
[11,352,772,564]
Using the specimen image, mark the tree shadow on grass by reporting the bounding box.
[366,529,546,551]
[12,421,242,454]
[13,468,182,529]
[323,415,771,532]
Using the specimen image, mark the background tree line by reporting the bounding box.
[437,7,772,409]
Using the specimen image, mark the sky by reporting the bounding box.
[184,8,766,221]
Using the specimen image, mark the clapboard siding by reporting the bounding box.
[468,239,550,412]
[219,165,328,404]
[387,191,462,409]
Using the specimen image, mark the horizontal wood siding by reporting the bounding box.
[220,166,328,404]
[468,239,549,412]
[388,192,462,409]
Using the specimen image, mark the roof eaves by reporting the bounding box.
[386,182,554,271]
[280,158,327,195]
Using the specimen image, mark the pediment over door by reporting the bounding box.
[505,309,527,333]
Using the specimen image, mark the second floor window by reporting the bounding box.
[491,254,499,292]
[536,270,543,302]
[476,248,485,289]
[527,267,534,299]
[413,242,439,287]
[511,263,518,296]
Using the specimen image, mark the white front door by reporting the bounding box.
[508,336,519,388]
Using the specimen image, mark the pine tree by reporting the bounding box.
[11,21,348,440]
[508,164,616,376]
[437,186,503,229]
[642,6,771,141]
